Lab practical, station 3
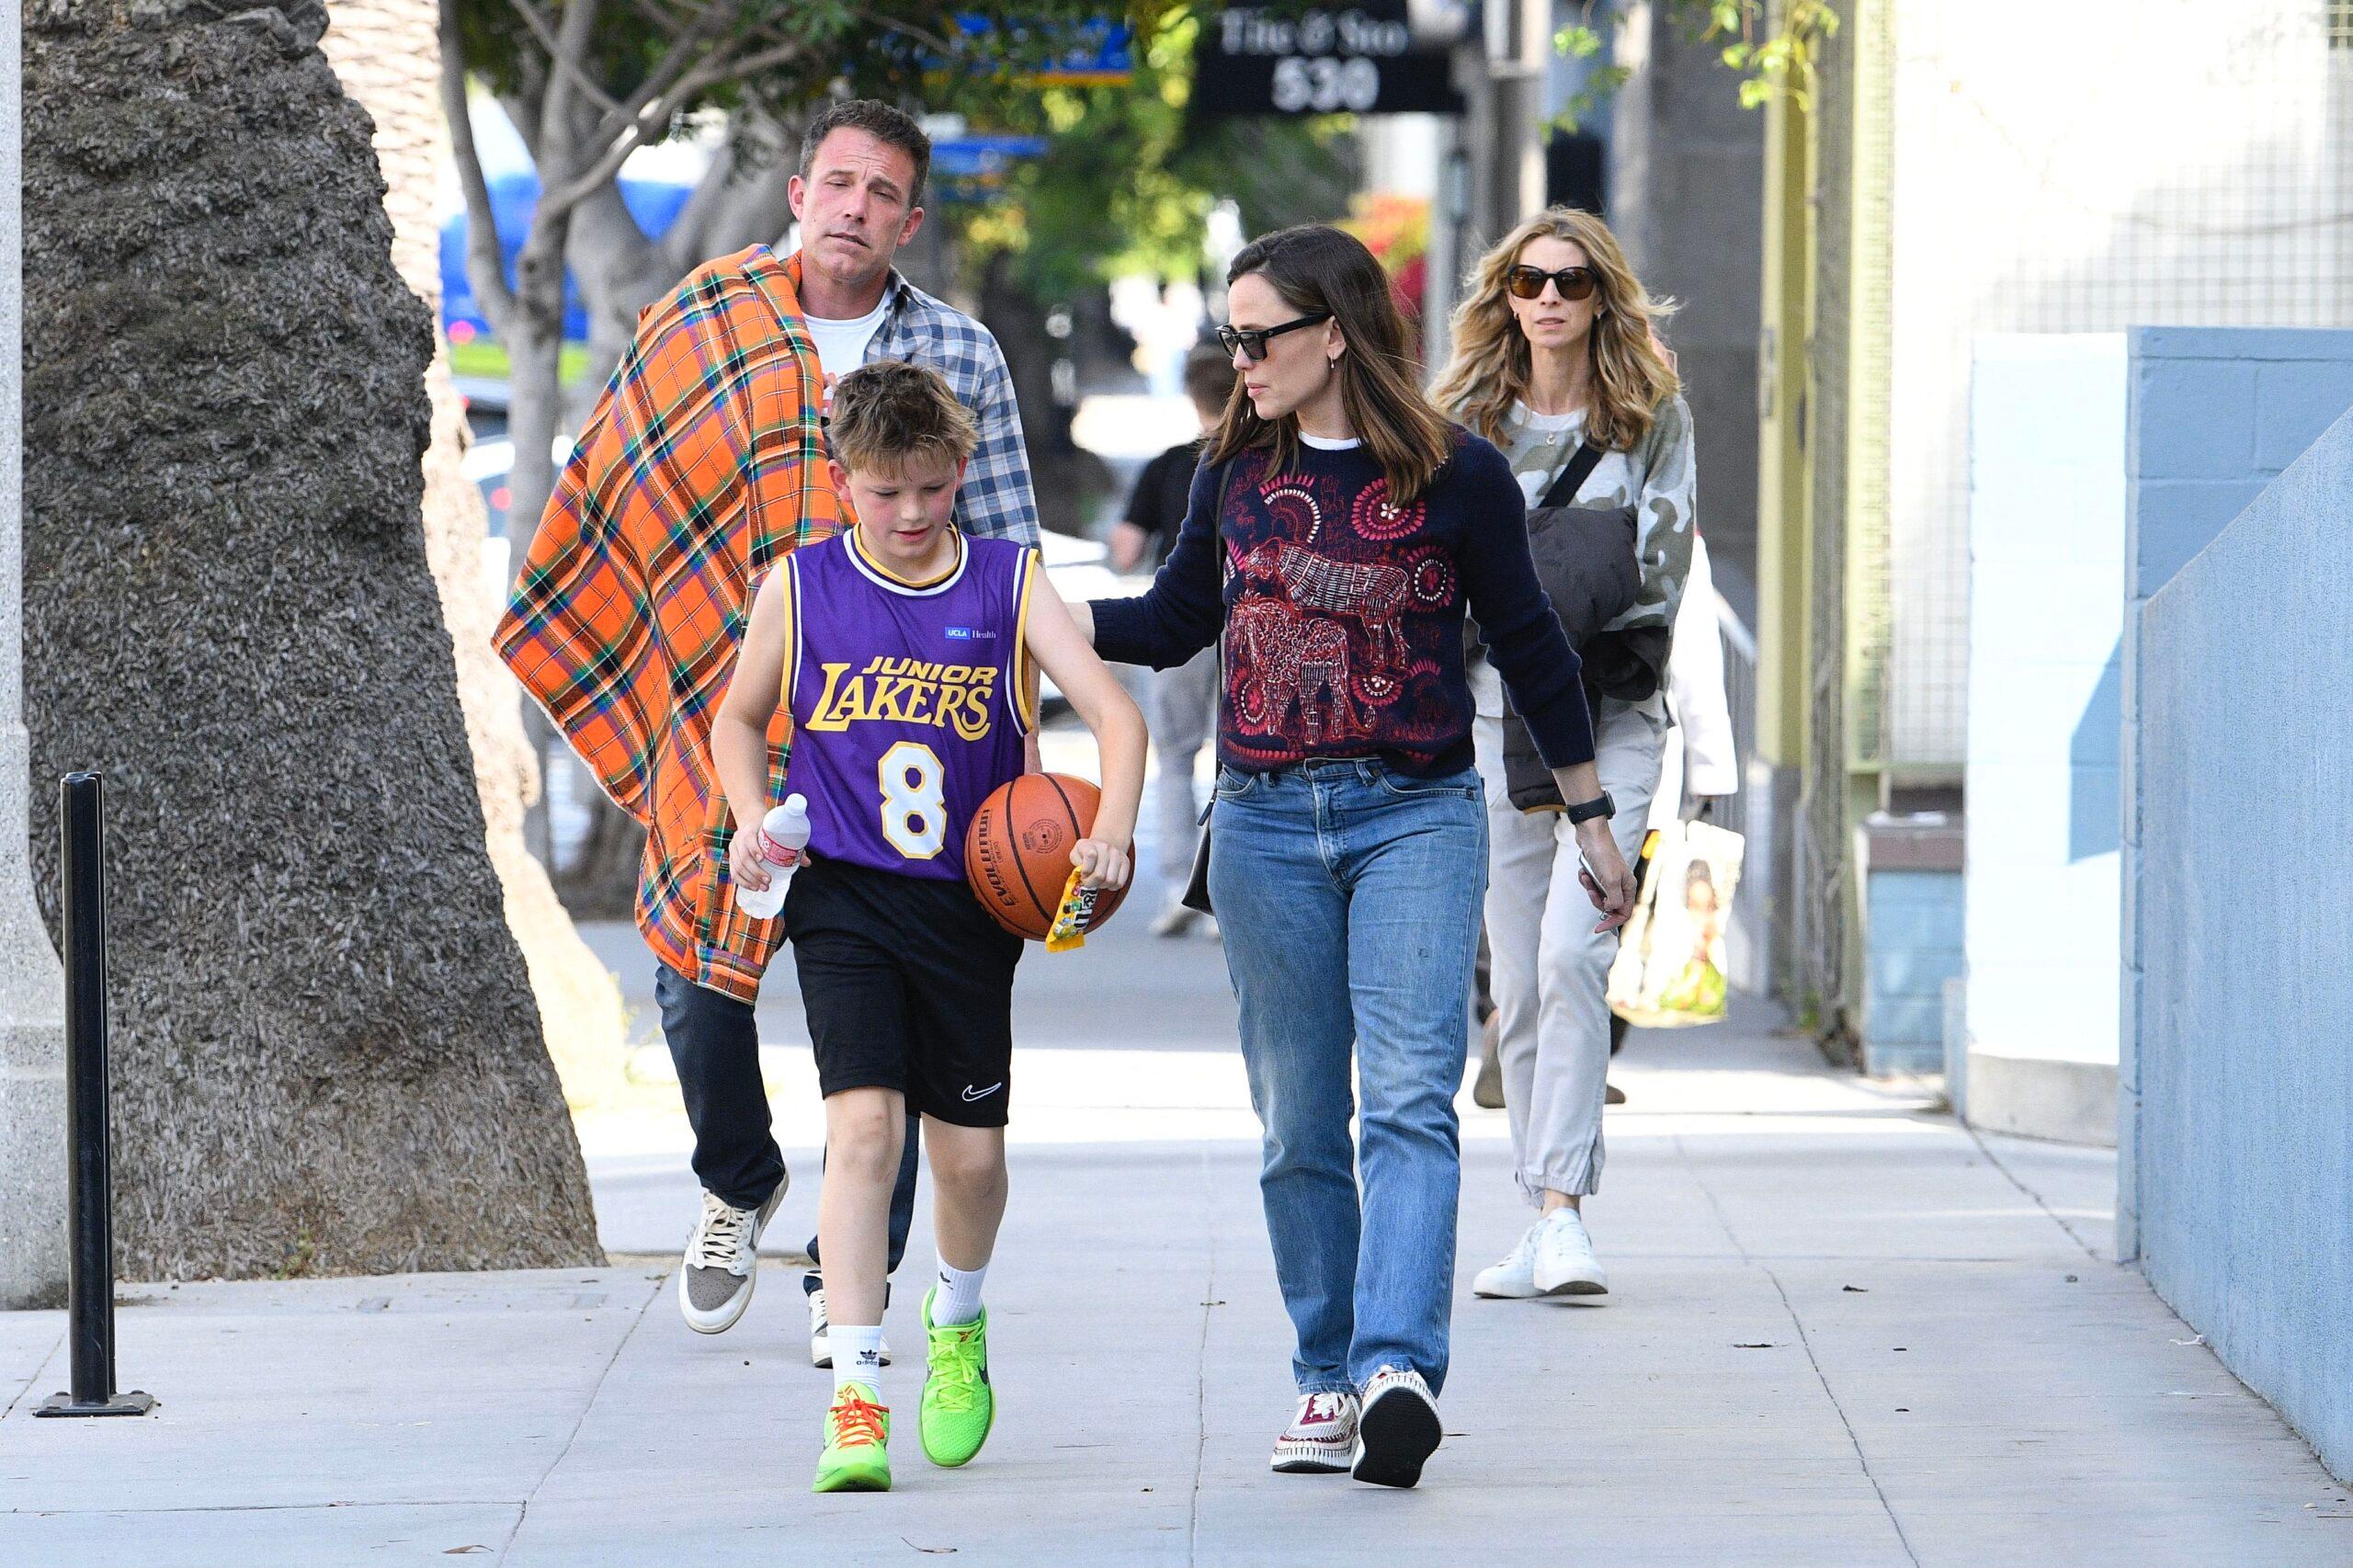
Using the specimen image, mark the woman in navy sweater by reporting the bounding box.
[1072,225,1634,1488]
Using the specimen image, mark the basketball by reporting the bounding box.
[964,773,1130,942]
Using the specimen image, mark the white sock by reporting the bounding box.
[932,1257,988,1327]
[832,1325,885,1392]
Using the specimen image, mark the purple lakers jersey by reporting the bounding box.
[780,530,1038,881]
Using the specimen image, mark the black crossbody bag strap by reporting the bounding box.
[1538,439,1608,511]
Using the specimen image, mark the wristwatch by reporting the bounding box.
[1564,790,1616,824]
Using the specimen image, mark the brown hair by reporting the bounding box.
[799,98,931,206]
[1208,225,1455,505]
[829,360,976,477]
[1181,342,1238,414]
[1428,207,1679,452]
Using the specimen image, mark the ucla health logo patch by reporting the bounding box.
[944,627,998,642]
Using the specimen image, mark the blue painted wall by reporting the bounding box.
[2124,327,2353,1482]
[1964,336,2127,1104]
[1862,869,1963,1074]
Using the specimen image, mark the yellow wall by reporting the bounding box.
[1755,85,1813,772]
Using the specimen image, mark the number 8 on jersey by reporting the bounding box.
[779,530,1038,883]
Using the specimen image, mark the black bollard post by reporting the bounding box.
[37,773,154,1419]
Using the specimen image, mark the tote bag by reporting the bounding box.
[1607,818,1745,1028]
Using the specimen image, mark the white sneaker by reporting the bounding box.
[1472,1221,1544,1299]
[806,1286,892,1369]
[1531,1208,1609,1297]
[1149,901,1199,938]
[676,1185,784,1335]
[1269,1390,1359,1473]
[1352,1367,1441,1489]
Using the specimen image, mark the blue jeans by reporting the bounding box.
[1208,758,1488,1396]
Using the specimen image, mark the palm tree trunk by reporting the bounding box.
[22,0,605,1278]
[322,0,629,1108]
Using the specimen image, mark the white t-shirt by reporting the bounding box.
[803,295,891,380]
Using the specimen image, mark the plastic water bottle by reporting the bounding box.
[733,794,810,919]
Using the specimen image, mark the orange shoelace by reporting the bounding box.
[830,1392,888,1449]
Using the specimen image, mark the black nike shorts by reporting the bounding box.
[783,856,1023,1128]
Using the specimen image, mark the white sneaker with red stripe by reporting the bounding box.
[1268,1390,1359,1473]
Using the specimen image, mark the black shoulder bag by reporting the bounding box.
[1486,440,1669,812]
[1462,438,1620,665]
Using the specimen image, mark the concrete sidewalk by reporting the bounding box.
[4,985,2347,1565]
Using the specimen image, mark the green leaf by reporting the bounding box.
[1555,24,1606,59]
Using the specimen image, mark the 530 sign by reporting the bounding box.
[1271,53,1383,113]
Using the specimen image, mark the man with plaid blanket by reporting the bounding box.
[496,99,1039,1358]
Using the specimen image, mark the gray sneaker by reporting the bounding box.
[677,1184,784,1335]
[1472,1012,1505,1108]
[807,1286,892,1369]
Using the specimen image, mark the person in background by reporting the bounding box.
[1472,527,1739,1108]
[1108,344,1239,937]
[1428,207,1696,1305]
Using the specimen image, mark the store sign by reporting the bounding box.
[938,16,1135,86]
[1191,3,1466,117]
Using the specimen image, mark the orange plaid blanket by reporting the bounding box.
[495,247,840,1000]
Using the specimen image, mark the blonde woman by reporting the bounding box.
[1430,208,1697,1301]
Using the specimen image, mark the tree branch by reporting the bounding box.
[441,0,517,335]
[661,105,798,272]
[504,0,622,117]
[589,0,735,153]
[845,4,954,56]
[499,89,547,165]
[544,36,809,222]
[536,0,606,172]
[627,0,686,39]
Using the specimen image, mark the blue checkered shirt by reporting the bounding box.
[858,267,1040,548]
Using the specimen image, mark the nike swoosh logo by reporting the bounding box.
[961,1082,1004,1102]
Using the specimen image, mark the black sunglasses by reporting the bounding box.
[1506,265,1599,302]
[1216,312,1333,362]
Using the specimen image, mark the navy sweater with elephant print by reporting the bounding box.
[1089,430,1596,778]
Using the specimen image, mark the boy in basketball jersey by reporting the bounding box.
[712,361,1146,1493]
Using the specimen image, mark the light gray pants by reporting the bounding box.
[1473,698,1667,1205]
[1148,647,1219,882]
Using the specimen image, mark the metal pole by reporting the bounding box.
[38,773,153,1417]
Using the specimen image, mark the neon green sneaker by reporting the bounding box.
[919,1289,995,1468]
[812,1382,891,1494]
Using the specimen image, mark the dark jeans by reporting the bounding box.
[654,962,919,1296]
